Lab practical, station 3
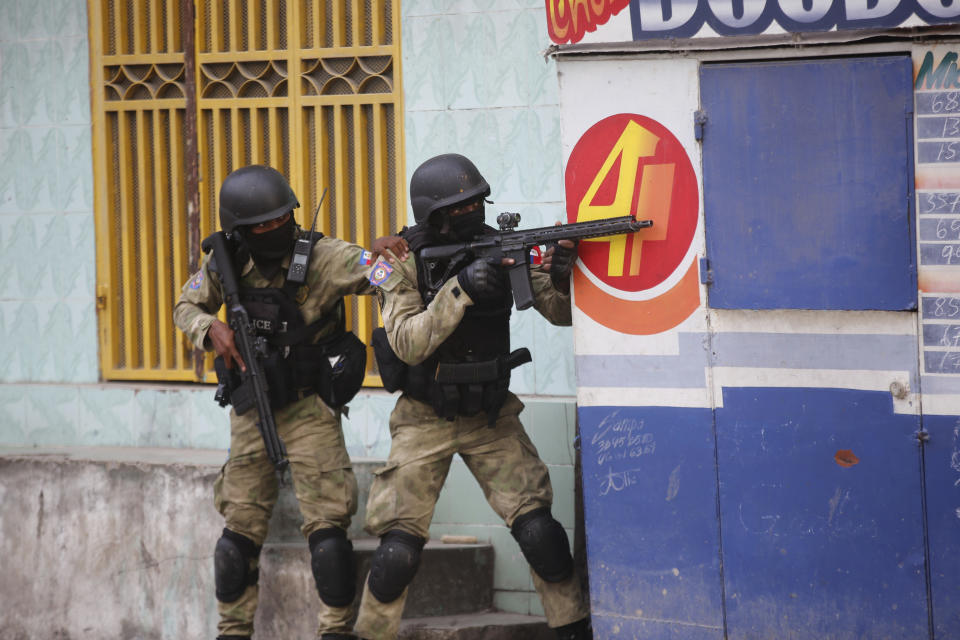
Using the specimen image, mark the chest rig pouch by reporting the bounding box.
[212,234,367,413]
[372,225,530,424]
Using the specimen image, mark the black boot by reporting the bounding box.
[554,616,592,640]
[216,636,250,640]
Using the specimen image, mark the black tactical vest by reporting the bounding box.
[211,231,366,411]
[374,224,528,423]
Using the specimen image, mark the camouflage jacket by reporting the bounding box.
[374,252,572,366]
[174,235,377,350]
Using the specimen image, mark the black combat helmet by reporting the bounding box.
[219,165,300,233]
[409,153,490,226]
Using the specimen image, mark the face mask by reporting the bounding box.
[242,215,296,260]
[240,215,296,279]
[445,207,486,240]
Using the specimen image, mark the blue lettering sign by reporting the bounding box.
[628,0,959,40]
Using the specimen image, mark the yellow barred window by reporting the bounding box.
[89,0,405,383]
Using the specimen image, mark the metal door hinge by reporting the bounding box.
[694,110,708,141]
[96,285,108,310]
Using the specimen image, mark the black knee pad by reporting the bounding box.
[554,616,592,640]
[367,530,426,604]
[308,527,356,607]
[214,528,261,603]
[511,507,574,583]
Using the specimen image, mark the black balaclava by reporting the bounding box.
[239,215,297,280]
[437,203,486,241]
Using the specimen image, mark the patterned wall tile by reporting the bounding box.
[517,8,560,107]
[62,126,94,212]
[188,390,231,450]
[6,301,53,381]
[0,216,15,299]
[38,214,73,297]
[34,0,88,39]
[55,38,91,124]
[0,384,28,442]
[408,15,470,112]
[0,43,28,127]
[16,0,47,40]
[448,11,520,110]
[1,128,57,212]
[65,300,98,383]
[23,384,80,444]
[497,108,564,202]
[405,0,543,16]
[404,109,563,207]
[65,212,96,296]
[75,386,137,444]
[0,305,22,380]
[433,458,504,525]
[522,399,577,464]
[17,41,59,128]
[0,2,18,43]
[534,323,576,395]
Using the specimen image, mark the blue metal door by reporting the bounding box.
[699,55,931,639]
[715,388,928,639]
[700,56,916,311]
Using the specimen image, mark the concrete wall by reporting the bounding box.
[0,0,579,627]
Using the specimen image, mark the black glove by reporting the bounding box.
[457,258,503,301]
[546,241,578,293]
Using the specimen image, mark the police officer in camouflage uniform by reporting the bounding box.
[352,154,592,640]
[174,165,407,640]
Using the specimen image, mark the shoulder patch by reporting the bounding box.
[368,259,394,286]
[359,249,373,266]
[188,271,204,289]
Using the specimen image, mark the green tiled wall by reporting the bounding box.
[0,0,97,385]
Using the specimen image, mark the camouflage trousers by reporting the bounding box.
[213,393,359,638]
[353,393,589,640]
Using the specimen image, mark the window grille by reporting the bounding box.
[90,0,405,383]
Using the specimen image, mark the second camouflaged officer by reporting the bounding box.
[174,165,407,640]
[352,154,592,640]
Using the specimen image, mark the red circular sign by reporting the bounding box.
[565,114,698,292]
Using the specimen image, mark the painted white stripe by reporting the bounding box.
[706,309,918,335]
[920,394,960,416]
[579,386,713,409]
[579,367,919,415]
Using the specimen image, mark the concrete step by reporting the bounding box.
[256,539,495,635]
[398,612,553,640]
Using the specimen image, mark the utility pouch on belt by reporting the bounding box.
[372,327,407,392]
[432,348,532,424]
[314,329,367,409]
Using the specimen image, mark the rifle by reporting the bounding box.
[201,231,289,478]
[419,214,653,310]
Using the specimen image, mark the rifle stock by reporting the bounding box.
[203,231,289,477]
[419,215,652,310]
